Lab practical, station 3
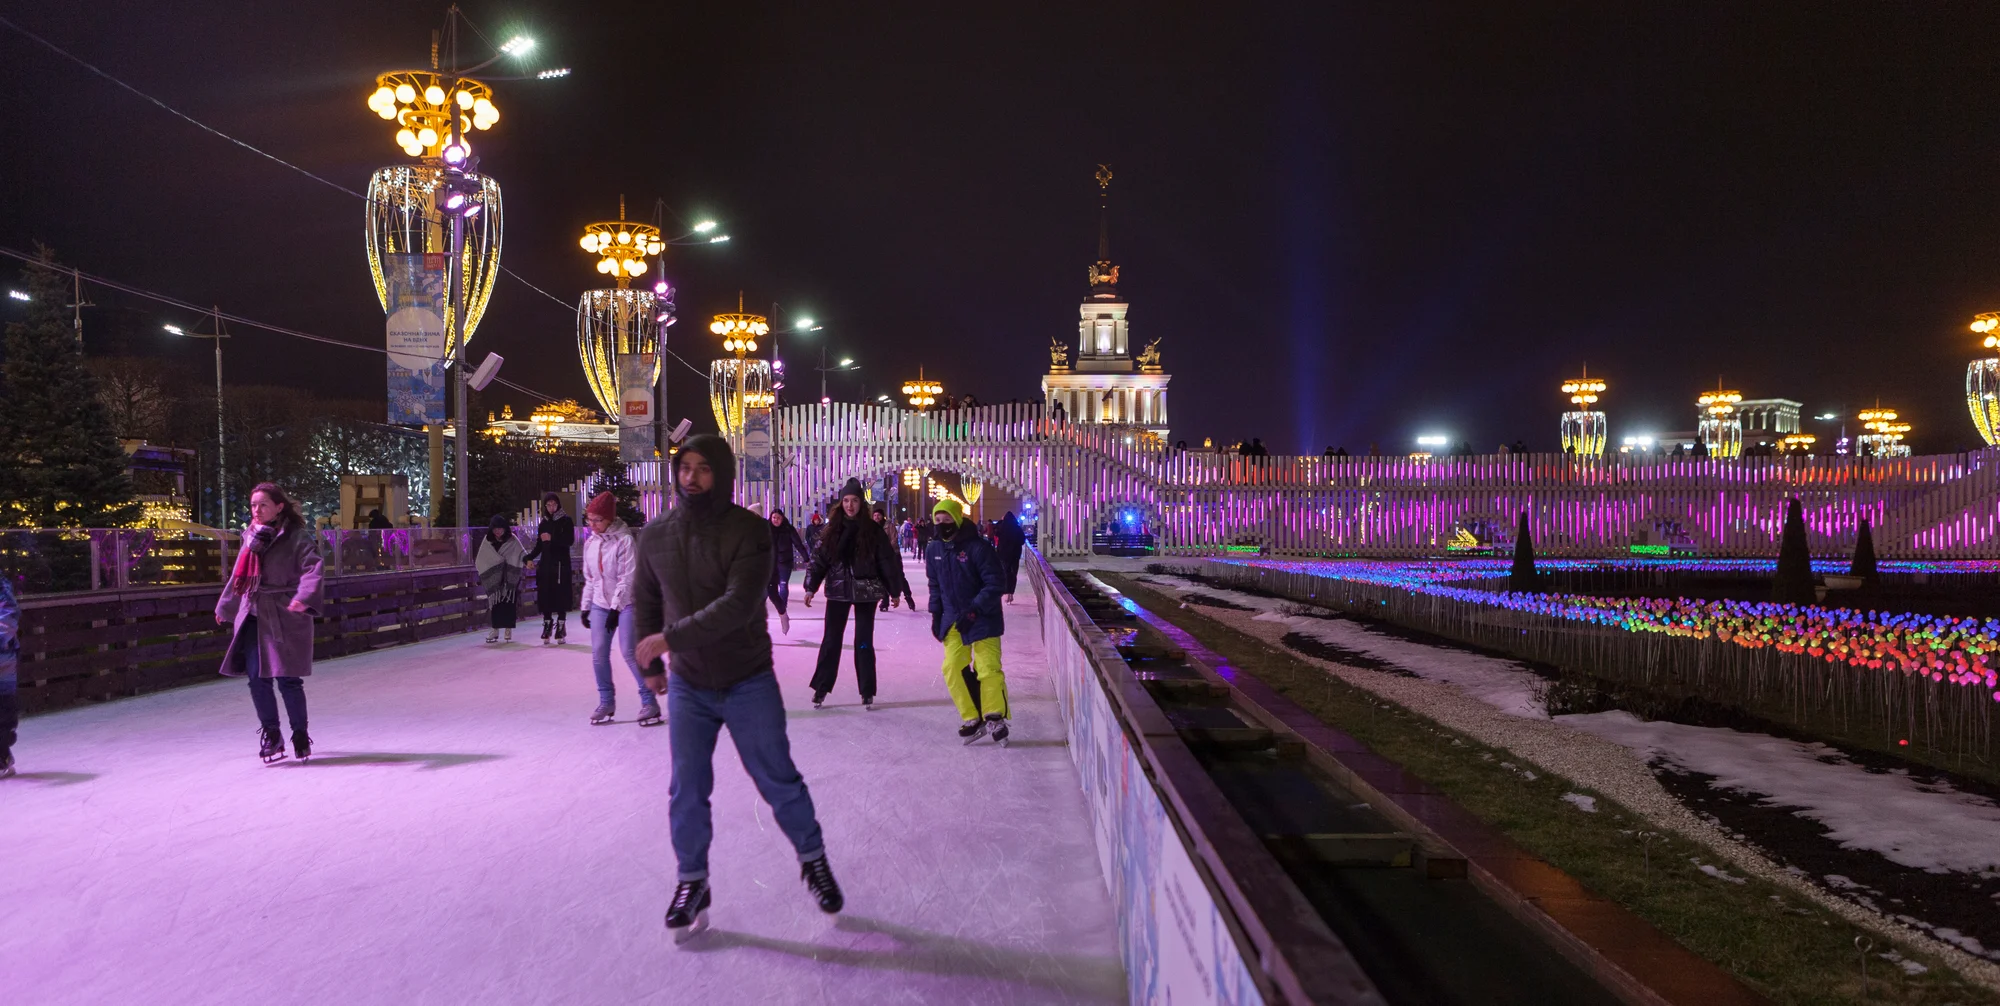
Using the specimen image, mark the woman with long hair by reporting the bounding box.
[476,515,525,643]
[215,482,324,764]
[767,508,809,635]
[524,491,576,644]
[801,479,907,709]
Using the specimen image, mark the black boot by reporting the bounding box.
[555,613,567,643]
[258,726,287,764]
[985,713,1010,747]
[541,614,553,645]
[801,856,844,914]
[292,730,313,761]
[664,879,711,944]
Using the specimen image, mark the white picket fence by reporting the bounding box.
[603,403,2000,559]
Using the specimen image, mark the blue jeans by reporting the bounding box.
[589,605,654,707]
[668,670,826,881]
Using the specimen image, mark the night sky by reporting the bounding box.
[6,2,2000,455]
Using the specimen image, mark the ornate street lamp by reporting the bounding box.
[1968,313,2000,446]
[1858,407,1912,458]
[362,63,503,364]
[902,369,942,411]
[1697,385,1744,458]
[708,296,772,437]
[1558,369,1607,456]
[575,197,666,418]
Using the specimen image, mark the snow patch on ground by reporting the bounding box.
[1138,573,1550,719]
[1561,711,2000,877]
[1561,792,1598,813]
[1691,859,1749,884]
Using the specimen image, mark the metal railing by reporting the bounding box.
[1,527,591,597]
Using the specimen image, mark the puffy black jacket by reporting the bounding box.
[924,517,1006,644]
[804,517,907,603]
[633,434,775,691]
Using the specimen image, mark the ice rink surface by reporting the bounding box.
[5,577,1125,1005]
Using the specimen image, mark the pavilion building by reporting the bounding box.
[1042,166,1171,441]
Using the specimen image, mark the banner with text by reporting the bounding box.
[384,253,448,425]
[619,353,657,463]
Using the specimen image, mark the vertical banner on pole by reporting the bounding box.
[619,353,657,463]
[741,407,774,510]
[385,253,448,425]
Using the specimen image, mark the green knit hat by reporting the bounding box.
[932,498,965,525]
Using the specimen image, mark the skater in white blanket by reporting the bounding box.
[579,491,657,726]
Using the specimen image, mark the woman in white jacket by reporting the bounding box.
[579,491,658,726]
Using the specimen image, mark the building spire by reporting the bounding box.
[1088,164,1120,299]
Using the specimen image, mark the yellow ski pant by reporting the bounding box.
[941,626,1008,721]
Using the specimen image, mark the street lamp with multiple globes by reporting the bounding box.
[574,196,665,420]
[1558,369,1608,456]
[362,20,554,529]
[903,369,942,411]
[708,296,773,437]
[1968,313,2000,446]
[1697,385,1744,458]
[1858,407,1912,457]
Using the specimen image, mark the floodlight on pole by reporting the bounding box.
[6,290,28,302]
[536,67,571,79]
[693,220,718,233]
[499,36,535,56]
[709,235,731,244]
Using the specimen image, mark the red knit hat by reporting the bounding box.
[585,491,618,520]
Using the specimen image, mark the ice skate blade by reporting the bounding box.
[960,728,987,745]
[670,910,709,945]
[261,752,288,765]
[637,717,664,728]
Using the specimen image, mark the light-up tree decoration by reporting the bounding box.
[363,65,503,360]
[575,197,665,417]
[1968,313,2000,446]
[1857,407,1912,457]
[708,297,772,437]
[1697,385,1744,458]
[1558,369,1607,455]
[903,369,943,411]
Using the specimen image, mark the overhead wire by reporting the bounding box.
[0,13,716,390]
[0,244,558,403]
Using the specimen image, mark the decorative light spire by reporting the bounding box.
[1088,164,1120,299]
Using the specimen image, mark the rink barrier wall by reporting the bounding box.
[1028,549,1383,1005]
[15,560,572,715]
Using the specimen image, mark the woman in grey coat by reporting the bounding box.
[216,482,325,764]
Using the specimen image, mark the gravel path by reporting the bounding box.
[1120,568,2000,993]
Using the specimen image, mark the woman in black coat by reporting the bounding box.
[802,479,907,709]
[523,491,576,644]
[767,508,810,635]
[994,511,1027,602]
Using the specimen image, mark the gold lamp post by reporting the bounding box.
[902,369,943,411]
[575,197,665,418]
[708,295,773,437]
[1697,384,1744,458]
[1780,432,1818,455]
[1968,313,2000,445]
[1558,368,1608,455]
[1858,406,1912,458]
[362,62,504,361]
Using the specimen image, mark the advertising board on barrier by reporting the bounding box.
[1039,574,1262,1005]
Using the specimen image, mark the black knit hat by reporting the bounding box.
[838,477,866,500]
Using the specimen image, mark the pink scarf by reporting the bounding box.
[229,525,268,594]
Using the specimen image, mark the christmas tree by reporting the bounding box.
[0,248,139,528]
[593,462,647,528]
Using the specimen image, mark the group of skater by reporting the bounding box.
[177,434,1026,939]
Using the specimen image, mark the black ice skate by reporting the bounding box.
[258,727,288,764]
[801,856,844,914]
[984,713,1010,747]
[292,731,312,762]
[958,718,987,744]
[554,616,568,644]
[589,702,615,725]
[541,616,554,645]
[811,690,827,710]
[664,879,711,944]
[1,752,15,779]
[636,702,663,727]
